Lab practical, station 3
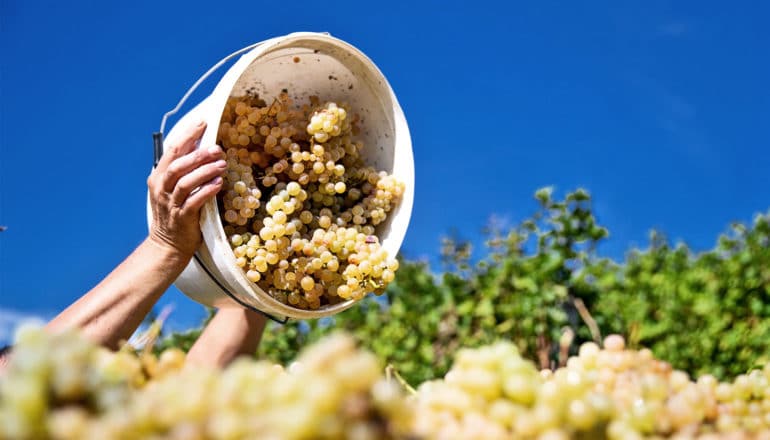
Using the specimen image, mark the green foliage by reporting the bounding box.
[259,259,452,382]
[593,217,770,379]
[161,188,770,385]
[154,308,214,353]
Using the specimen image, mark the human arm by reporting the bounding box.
[185,308,267,369]
[45,238,193,349]
[45,120,226,349]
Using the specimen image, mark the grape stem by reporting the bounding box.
[385,364,416,395]
[127,305,175,356]
[558,327,574,368]
[573,297,601,343]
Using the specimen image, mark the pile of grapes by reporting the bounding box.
[2,327,770,439]
[215,92,404,310]
[0,327,411,440]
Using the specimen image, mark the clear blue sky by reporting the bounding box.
[1,0,768,344]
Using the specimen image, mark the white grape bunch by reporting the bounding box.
[2,327,770,439]
[408,334,770,439]
[306,102,349,143]
[215,92,405,310]
[0,327,412,440]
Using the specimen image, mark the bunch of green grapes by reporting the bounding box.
[0,327,411,440]
[0,326,189,440]
[408,334,770,440]
[216,92,404,310]
[4,326,769,439]
[0,326,136,439]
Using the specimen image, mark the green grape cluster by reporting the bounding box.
[0,326,133,439]
[3,327,769,439]
[216,92,405,310]
[0,326,188,440]
[0,328,411,440]
[409,334,770,439]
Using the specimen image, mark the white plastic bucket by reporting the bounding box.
[147,32,414,321]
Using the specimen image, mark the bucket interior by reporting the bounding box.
[229,41,397,174]
[201,35,413,318]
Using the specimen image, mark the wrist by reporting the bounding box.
[144,235,196,269]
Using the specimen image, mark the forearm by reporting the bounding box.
[46,238,190,349]
[186,308,267,369]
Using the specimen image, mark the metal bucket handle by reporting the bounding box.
[153,41,262,166]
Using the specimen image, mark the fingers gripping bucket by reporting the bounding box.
[147,32,415,322]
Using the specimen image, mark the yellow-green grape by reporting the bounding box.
[4,326,770,439]
[306,102,348,143]
[407,334,770,439]
[216,94,404,310]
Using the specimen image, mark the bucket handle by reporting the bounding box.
[153,43,290,325]
[153,42,262,166]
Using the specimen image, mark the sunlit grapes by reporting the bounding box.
[2,327,770,439]
[0,326,412,440]
[409,334,770,439]
[215,92,405,310]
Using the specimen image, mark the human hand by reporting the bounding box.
[147,120,226,258]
